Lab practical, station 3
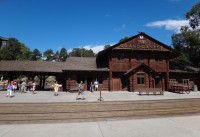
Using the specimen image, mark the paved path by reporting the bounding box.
[0,90,200,103]
[0,115,200,137]
[0,90,200,137]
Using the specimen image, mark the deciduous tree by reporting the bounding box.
[171,2,200,66]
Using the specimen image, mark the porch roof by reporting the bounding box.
[169,59,200,74]
[0,60,66,73]
[0,57,109,73]
[124,63,156,76]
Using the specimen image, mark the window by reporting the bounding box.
[136,55,143,62]
[117,53,125,61]
[137,73,145,85]
[155,55,163,62]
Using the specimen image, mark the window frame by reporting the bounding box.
[117,53,125,62]
[137,73,145,85]
[155,54,163,63]
[136,55,143,63]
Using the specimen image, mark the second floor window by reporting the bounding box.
[155,55,163,62]
[117,53,125,61]
[136,55,143,62]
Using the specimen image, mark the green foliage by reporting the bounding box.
[0,46,13,60]
[17,43,32,60]
[186,2,200,29]
[171,2,200,67]
[0,37,69,62]
[59,48,68,61]
[0,38,31,60]
[69,48,95,57]
[54,51,60,61]
[43,49,54,61]
[31,48,42,61]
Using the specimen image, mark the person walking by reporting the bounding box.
[21,81,27,93]
[90,81,94,92]
[76,81,85,100]
[7,82,14,98]
[53,81,59,96]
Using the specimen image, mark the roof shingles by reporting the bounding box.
[0,57,109,73]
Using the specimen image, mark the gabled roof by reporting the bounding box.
[97,32,174,58]
[124,63,156,76]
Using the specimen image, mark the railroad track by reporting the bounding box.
[0,98,200,124]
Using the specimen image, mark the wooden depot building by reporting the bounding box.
[0,32,199,92]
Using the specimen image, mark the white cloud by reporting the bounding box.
[83,44,114,54]
[68,43,115,54]
[83,45,104,54]
[145,19,189,32]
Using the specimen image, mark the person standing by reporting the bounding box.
[12,80,17,92]
[90,81,94,92]
[94,80,99,91]
[7,82,13,98]
[21,81,27,93]
[32,81,36,94]
[53,81,59,96]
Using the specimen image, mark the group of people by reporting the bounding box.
[6,80,37,98]
[5,79,98,100]
[76,80,99,100]
[89,80,99,92]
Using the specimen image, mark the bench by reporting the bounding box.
[138,88,164,95]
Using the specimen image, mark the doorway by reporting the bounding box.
[87,77,93,91]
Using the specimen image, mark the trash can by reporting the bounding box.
[193,85,198,92]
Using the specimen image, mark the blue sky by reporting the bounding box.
[0,0,199,53]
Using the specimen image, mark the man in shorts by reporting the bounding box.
[94,80,99,91]
[76,81,85,100]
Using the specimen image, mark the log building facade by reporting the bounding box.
[0,32,199,92]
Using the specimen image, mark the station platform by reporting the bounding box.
[0,90,200,137]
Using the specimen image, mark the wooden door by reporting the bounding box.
[112,78,121,91]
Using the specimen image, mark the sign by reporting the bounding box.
[119,38,162,50]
